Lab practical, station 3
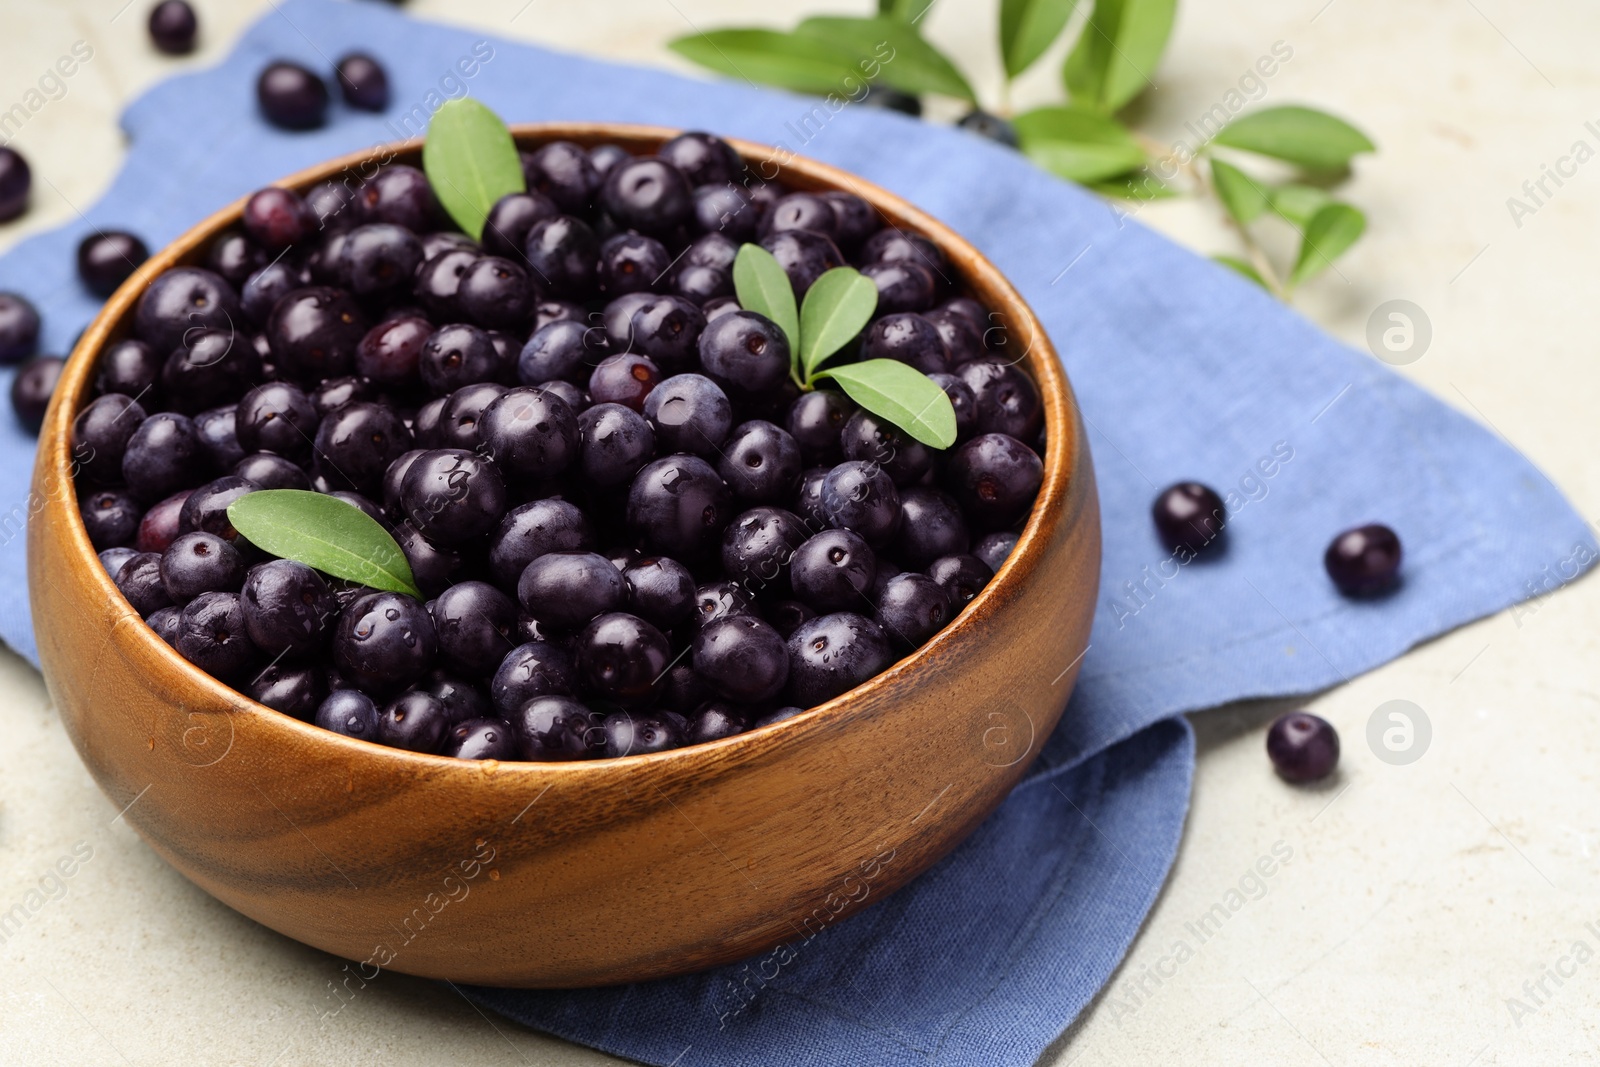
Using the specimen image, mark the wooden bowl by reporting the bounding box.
[28,123,1100,987]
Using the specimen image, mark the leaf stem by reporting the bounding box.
[1192,149,1285,299]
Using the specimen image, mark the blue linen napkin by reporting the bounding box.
[0,2,1589,1064]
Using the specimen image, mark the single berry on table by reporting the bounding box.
[1151,482,1226,555]
[147,0,198,54]
[77,231,150,297]
[0,147,30,222]
[1325,524,1402,597]
[956,110,1020,148]
[257,61,330,130]
[11,355,63,433]
[1266,711,1340,782]
[335,52,390,111]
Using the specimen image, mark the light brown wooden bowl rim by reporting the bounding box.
[39,122,1079,784]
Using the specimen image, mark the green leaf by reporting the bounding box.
[880,0,938,21]
[1210,158,1269,224]
[1211,106,1376,170]
[1062,0,1177,112]
[421,98,526,241]
[1000,0,1079,79]
[814,360,957,448]
[733,244,800,354]
[1289,203,1365,287]
[228,490,421,599]
[1013,105,1146,183]
[796,16,976,102]
[1269,183,1333,226]
[1087,167,1179,199]
[799,267,880,377]
[668,29,865,95]
[1212,255,1269,289]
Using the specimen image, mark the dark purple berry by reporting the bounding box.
[77,231,149,297]
[355,315,428,388]
[522,141,601,214]
[334,592,437,695]
[790,528,876,612]
[243,662,325,719]
[720,506,808,592]
[316,690,380,740]
[82,489,140,549]
[148,0,197,53]
[927,554,993,611]
[487,499,594,587]
[786,612,891,706]
[928,372,978,439]
[574,402,654,489]
[973,530,1018,573]
[240,559,336,659]
[399,448,507,546]
[621,556,697,630]
[820,460,901,547]
[523,215,599,298]
[312,401,411,496]
[600,712,682,758]
[480,387,579,481]
[511,696,596,760]
[694,615,789,703]
[431,581,517,676]
[763,192,837,240]
[491,641,576,717]
[642,373,730,458]
[0,148,28,223]
[376,691,448,753]
[860,312,952,375]
[946,433,1042,531]
[518,319,606,386]
[894,487,969,568]
[445,718,516,760]
[135,489,191,553]
[600,157,692,235]
[960,358,1043,440]
[1325,524,1402,597]
[599,232,671,296]
[335,52,389,111]
[957,109,1020,148]
[692,184,757,241]
[0,292,40,364]
[822,191,879,252]
[116,552,172,615]
[175,591,258,682]
[134,267,240,356]
[11,355,62,432]
[353,169,434,236]
[861,261,936,314]
[483,191,560,263]
[859,84,921,115]
[698,311,791,395]
[457,256,535,330]
[160,530,244,604]
[434,381,508,450]
[693,580,756,629]
[257,61,329,130]
[236,381,318,461]
[1152,482,1226,555]
[719,419,802,504]
[517,550,626,629]
[626,454,733,558]
[1267,711,1340,782]
[588,352,661,412]
[760,230,844,297]
[875,572,951,652]
[341,223,424,298]
[575,612,671,705]
[658,131,743,186]
[267,286,367,382]
[418,323,502,396]
[122,412,204,501]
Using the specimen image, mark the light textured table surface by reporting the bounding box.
[2,1,1597,1063]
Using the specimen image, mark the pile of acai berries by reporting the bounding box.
[72,130,1046,761]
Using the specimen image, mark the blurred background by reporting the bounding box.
[2,1,1597,1064]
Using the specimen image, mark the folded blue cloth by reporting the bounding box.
[0,2,1587,1064]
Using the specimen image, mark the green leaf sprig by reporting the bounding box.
[228,490,422,599]
[733,245,956,449]
[421,98,526,241]
[669,2,1379,306]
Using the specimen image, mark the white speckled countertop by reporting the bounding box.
[2,1,1597,1063]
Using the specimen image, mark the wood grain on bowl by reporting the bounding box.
[27,124,1100,987]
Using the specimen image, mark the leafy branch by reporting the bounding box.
[733,244,957,448]
[668,1,1377,304]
